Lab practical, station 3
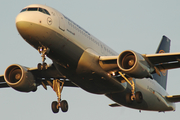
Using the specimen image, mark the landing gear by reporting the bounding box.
[51,100,68,113]
[126,93,133,104]
[51,79,68,113]
[118,72,143,104]
[37,46,50,70]
[135,91,143,103]
[52,101,59,113]
[125,91,143,104]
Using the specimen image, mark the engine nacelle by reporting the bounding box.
[117,50,152,78]
[4,64,37,92]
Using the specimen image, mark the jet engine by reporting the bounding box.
[4,64,37,92]
[117,50,152,78]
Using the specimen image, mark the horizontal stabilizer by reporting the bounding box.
[109,103,122,107]
[166,95,180,102]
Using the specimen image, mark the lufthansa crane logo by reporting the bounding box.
[47,17,52,25]
[159,50,165,53]
[159,50,167,76]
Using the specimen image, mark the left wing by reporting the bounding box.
[166,95,180,103]
[99,36,180,77]
[143,52,180,70]
[99,52,180,72]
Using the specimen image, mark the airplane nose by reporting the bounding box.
[16,13,30,32]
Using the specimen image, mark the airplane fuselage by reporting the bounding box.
[15,4,175,112]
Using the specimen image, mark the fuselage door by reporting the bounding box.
[59,15,65,31]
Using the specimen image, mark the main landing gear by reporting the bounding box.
[118,72,143,104]
[37,46,68,113]
[37,46,50,70]
[51,79,68,113]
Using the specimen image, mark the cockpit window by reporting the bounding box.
[27,8,38,11]
[39,8,50,15]
[20,8,27,12]
[20,7,50,16]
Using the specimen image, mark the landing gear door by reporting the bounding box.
[59,15,65,31]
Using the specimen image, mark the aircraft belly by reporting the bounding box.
[54,48,127,94]
[16,21,127,94]
[106,79,175,111]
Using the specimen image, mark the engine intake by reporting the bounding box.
[117,50,152,78]
[4,64,37,92]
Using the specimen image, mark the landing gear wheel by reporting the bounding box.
[126,93,133,104]
[61,100,68,112]
[38,63,42,70]
[51,79,68,113]
[37,46,50,70]
[52,101,59,113]
[37,63,47,70]
[135,91,143,103]
[42,63,47,70]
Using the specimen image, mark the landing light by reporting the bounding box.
[112,72,115,76]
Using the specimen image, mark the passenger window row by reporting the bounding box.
[68,21,115,55]
[20,7,50,16]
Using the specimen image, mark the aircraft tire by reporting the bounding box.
[37,63,42,70]
[135,91,143,103]
[51,101,59,113]
[126,93,133,104]
[42,63,47,70]
[61,100,68,112]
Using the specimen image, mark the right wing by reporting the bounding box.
[0,75,9,88]
[0,64,78,89]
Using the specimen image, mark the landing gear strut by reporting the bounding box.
[51,79,68,113]
[118,72,143,104]
[37,46,50,70]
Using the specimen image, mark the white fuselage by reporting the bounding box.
[15,4,175,112]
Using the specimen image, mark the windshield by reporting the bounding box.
[20,7,50,16]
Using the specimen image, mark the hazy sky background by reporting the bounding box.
[1,0,180,120]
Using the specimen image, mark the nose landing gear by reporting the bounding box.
[37,46,50,70]
[51,79,68,113]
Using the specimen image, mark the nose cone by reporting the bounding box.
[16,13,30,34]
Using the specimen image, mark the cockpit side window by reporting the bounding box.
[20,8,27,13]
[39,8,50,15]
[43,9,50,15]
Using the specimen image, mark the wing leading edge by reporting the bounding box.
[99,36,180,74]
[166,95,180,103]
[0,64,78,89]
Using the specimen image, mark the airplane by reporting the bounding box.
[1,4,180,114]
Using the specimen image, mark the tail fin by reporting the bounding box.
[152,36,171,90]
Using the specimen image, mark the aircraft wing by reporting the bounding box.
[143,52,180,70]
[0,75,8,88]
[99,52,180,73]
[166,95,180,102]
[0,64,78,89]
